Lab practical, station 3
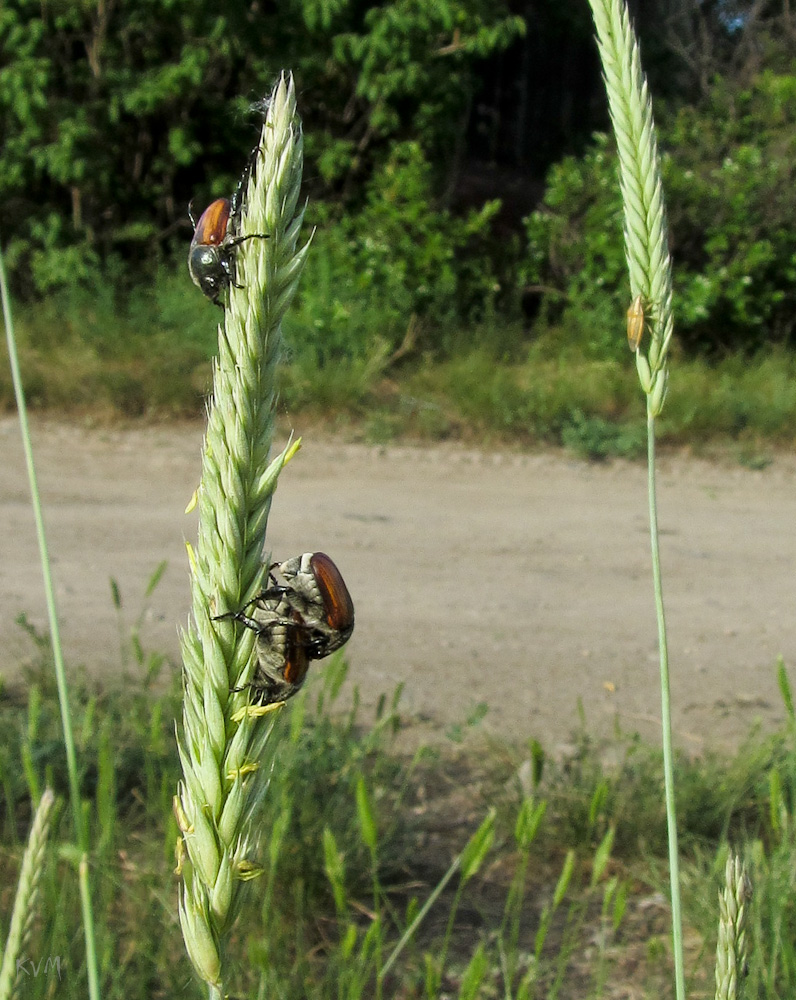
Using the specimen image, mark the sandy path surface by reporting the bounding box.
[1,417,794,753]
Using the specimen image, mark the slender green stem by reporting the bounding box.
[647,405,685,999]
[79,856,100,1000]
[0,250,84,849]
[587,0,683,992]
[379,855,462,983]
[0,245,100,1000]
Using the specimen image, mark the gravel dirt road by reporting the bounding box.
[2,417,794,754]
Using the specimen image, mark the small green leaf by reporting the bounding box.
[588,780,608,830]
[591,826,615,886]
[528,738,545,786]
[769,768,782,836]
[424,951,441,998]
[323,826,347,915]
[145,559,168,597]
[341,922,357,959]
[553,849,575,909]
[460,808,496,883]
[777,656,794,721]
[458,943,487,1000]
[515,797,546,849]
[356,775,378,853]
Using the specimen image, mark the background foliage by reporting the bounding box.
[3,0,796,383]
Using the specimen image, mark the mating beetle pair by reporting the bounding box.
[216,552,355,706]
[188,147,268,306]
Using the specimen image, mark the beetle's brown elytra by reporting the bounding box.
[188,196,270,306]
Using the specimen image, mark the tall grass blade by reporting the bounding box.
[777,657,794,722]
[0,244,100,999]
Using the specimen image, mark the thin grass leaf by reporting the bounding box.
[591,826,615,886]
[460,807,496,883]
[323,826,347,917]
[458,943,488,1000]
[356,774,378,854]
[553,850,575,910]
[515,797,546,850]
[145,560,168,597]
[777,657,794,721]
[0,234,100,1000]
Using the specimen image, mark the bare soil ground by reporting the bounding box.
[2,417,794,754]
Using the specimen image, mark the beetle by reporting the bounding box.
[265,552,355,656]
[188,144,269,305]
[238,602,314,705]
[188,196,269,306]
[215,552,355,705]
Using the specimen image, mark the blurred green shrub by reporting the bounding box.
[523,134,627,359]
[286,142,503,365]
[525,70,796,355]
[0,0,522,296]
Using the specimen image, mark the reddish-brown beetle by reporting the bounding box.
[269,552,355,656]
[188,195,269,306]
[215,552,355,705]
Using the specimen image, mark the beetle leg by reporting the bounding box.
[230,143,263,221]
[250,584,291,604]
[213,608,301,635]
[227,233,270,249]
[213,609,263,631]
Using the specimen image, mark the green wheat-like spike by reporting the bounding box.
[0,789,55,1000]
[176,73,309,997]
[715,854,751,1000]
[590,0,674,409]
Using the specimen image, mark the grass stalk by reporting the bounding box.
[379,852,462,986]
[586,1,683,997]
[175,74,310,995]
[646,409,684,992]
[379,808,495,987]
[0,246,100,998]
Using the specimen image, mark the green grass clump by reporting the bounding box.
[7,274,796,457]
[9,286,796,456]
[4,629,796,997]
[5,271,216,417]
[664,350,796,440]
